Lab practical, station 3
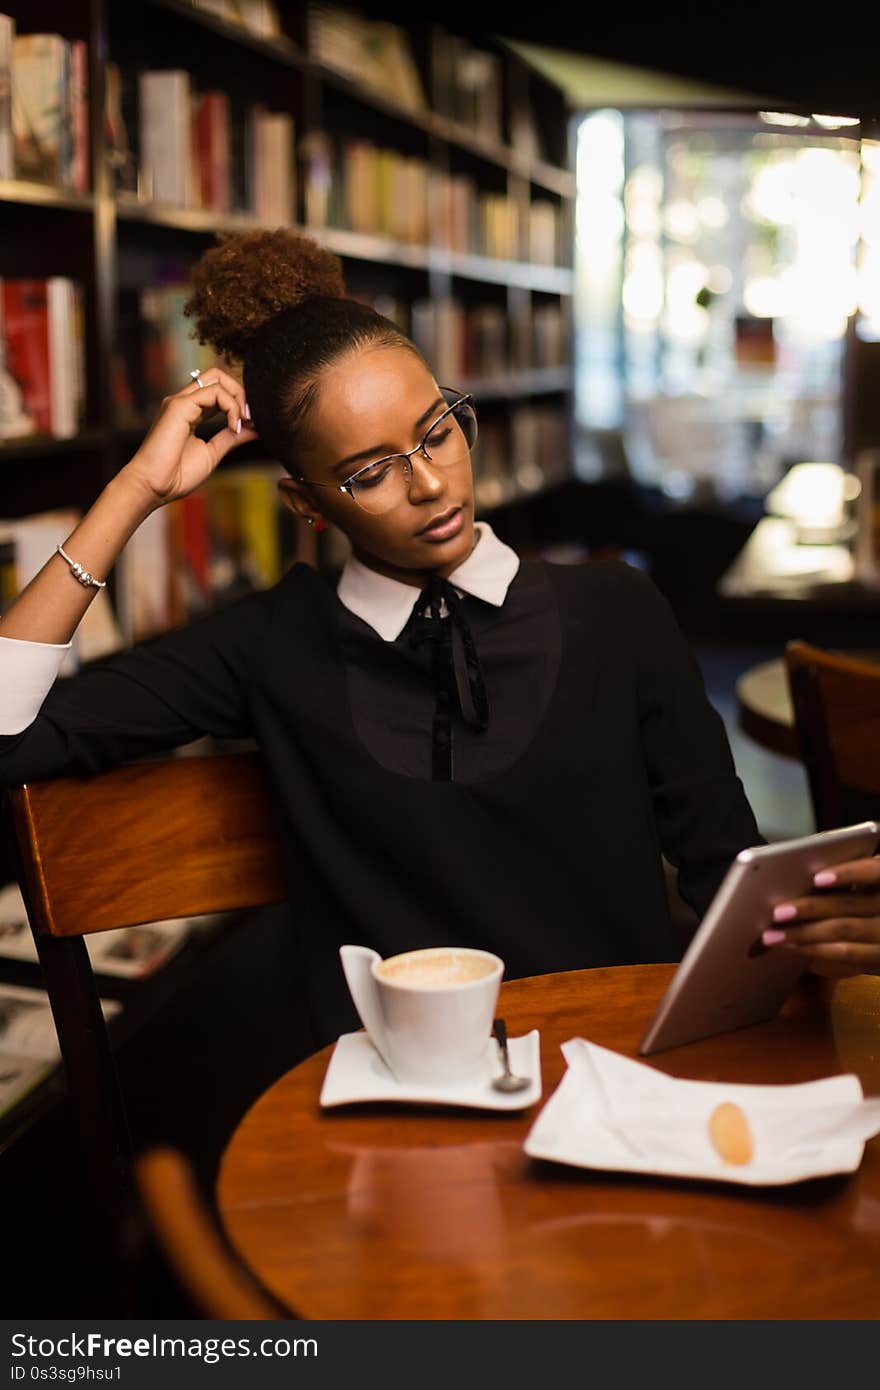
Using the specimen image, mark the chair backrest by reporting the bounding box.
[784,641,880,830]
[6,751,288,1243]
[134,1146,284,1319]
[11,750,287,938]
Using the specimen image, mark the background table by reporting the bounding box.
[736,657,799,759]
[217,964,880,1319]
[736,650,880,760]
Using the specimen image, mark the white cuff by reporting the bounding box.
[0,635,72,735]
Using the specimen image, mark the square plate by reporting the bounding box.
[320,1028,542,1111]
[523,1041,875,1186]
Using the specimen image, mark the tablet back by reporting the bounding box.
[639,821,880,1055]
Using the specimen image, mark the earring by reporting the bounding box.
[305,516,326,532]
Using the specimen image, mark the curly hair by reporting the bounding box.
[183,227,422,471]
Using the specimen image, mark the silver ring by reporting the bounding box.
[189,369,205,389]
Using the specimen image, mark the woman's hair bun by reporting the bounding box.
[184,227,347,362]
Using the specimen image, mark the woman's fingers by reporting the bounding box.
[182,383,241,435]
[766,915,880,970]
[173,382,256,438]
[805,856,880,890]
[777,916,880,946]
[182,366,249,423]
[772,891,880,922]
[788,940,880,968]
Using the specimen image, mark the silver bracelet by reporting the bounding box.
[55,542,107,589]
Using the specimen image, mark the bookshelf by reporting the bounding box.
[0,0,575,538]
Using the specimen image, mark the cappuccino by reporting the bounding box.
[376,947,496,989]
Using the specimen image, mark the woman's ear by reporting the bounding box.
[278,476,323,525]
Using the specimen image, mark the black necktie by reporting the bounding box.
[407,575,490,781]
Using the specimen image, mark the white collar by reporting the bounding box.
[336,521,520,641]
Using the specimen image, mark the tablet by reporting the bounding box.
[638,820,880,1055]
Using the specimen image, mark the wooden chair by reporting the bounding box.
[784,640,880,831]
[134,1146,286,1318]
[7,751,288,1232]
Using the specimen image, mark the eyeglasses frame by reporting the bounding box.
[295,387,476,504]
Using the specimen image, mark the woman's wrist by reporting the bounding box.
[112,462,167,522]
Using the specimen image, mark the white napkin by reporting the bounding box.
[524,1039,880,1186]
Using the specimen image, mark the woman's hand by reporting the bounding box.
[761,856,880,978]
[121,367,258,510]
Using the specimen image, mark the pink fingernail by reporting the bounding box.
[763,929,787,945]
[773,904,797,922]
[814,870,837,887]
[236,419,242,434]
[245,402,252,420]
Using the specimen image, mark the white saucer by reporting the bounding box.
[320,1029,542,1111]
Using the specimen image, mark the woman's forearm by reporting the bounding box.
[0,467,158,646]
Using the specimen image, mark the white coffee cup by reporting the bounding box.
[340,944,504,1085]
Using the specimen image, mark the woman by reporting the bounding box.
[1,229,877,1047]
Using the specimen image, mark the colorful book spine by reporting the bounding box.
[69,39,89,193]
[1,278,51,433]
[46,276,77,438]
[194,91,230,213]
[138,69,191,205]
[250,106,295,223]
[11,32,67,185]
[0,12,14,179]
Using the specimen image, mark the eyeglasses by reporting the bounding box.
[298,386,478,516]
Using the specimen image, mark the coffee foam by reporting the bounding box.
[375,948,496,989]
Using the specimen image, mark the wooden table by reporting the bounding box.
[217,964,880,1320]
[736,651,880,759]
[736,657,799,759]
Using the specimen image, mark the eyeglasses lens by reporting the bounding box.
[350,400,477,515]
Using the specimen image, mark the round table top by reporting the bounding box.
[735,650,880,760]
[735,658,798,759]
[217,964,880,1320]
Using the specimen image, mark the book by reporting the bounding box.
[251,106,295,223]
[139,69,192,205]
[1,278,51,433]
[46,277,77,439]
[193,90,230,213]
[335,138,428,243]
[167,491,212,628]
[116,460,288,639]
[300,129,333,227]
[0,277,87,438]
[307,4,425,112]
[69,38,89,193]
[204,462,285,602]
[529,200,560,267]
[11,32,67,185]
[193,0,283,37]
[115,503,174,643]
[0,282,32,440]
[0,979,120,1119]
[0,12,14,179]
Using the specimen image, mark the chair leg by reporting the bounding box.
[33,931,137,1310]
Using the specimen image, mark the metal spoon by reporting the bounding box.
[491,1017,531,1093]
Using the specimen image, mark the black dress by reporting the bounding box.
[0,557,761,1046]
